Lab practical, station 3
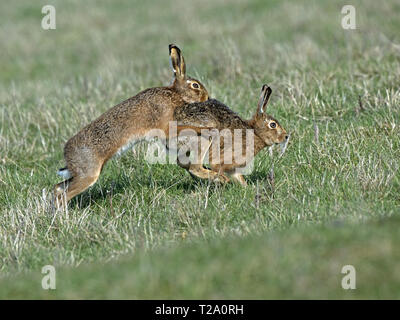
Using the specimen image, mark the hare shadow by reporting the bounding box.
[65,166,274,210]
[246,171,271,184]
[65,157,279,210]
[68,169,223,210]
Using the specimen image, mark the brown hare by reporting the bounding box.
[173,85,288,185]
[54,44,209,208]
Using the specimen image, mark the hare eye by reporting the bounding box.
[191,82,199,89]
[269,122,276,129]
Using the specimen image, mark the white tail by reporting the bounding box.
[57,168,71,179]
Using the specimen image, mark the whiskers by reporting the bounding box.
[279,134,290,157]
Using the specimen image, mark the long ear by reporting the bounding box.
[257,84,272,115]
[169,44,186,81]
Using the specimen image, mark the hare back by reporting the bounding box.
[65,86,184,160]
[174,99,249,130]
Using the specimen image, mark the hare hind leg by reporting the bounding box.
[53,158,102,210]
[65,174,100,202]
[173,128,232,184]
[53,173,101,209]
[175,152,229,182]
[188,164,230,183]
[190,140,230,183]
[53,178,72,209]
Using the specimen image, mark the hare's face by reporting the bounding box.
[254,114,288,146]
[175,77,209,103]
[252,85,288,147]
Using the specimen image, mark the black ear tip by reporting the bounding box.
[262,83,271,90]
[262,86,272,97]
[169,44,181,55]
[261,84,271,93]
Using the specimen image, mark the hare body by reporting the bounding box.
[54,45,209,208]
[173,85,288,185]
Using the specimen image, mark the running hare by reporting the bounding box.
[54,44,209,208]
[173,85,288,185]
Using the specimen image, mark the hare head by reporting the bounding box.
[169,44,209,103]
[250,85,288,146]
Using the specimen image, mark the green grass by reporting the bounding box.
[0,0,399,298]
[2,216,400,299]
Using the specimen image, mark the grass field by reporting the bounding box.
[0,0,399,299]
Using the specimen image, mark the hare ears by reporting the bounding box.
[257,84,272,115]
[169,44,186,80]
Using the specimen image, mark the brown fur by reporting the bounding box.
[173,85,288,185]
[53,45,209,208]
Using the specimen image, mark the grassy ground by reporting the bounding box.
[0,0,399,298]
[2,216,400,299]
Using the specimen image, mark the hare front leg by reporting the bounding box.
[229,172,247,186]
